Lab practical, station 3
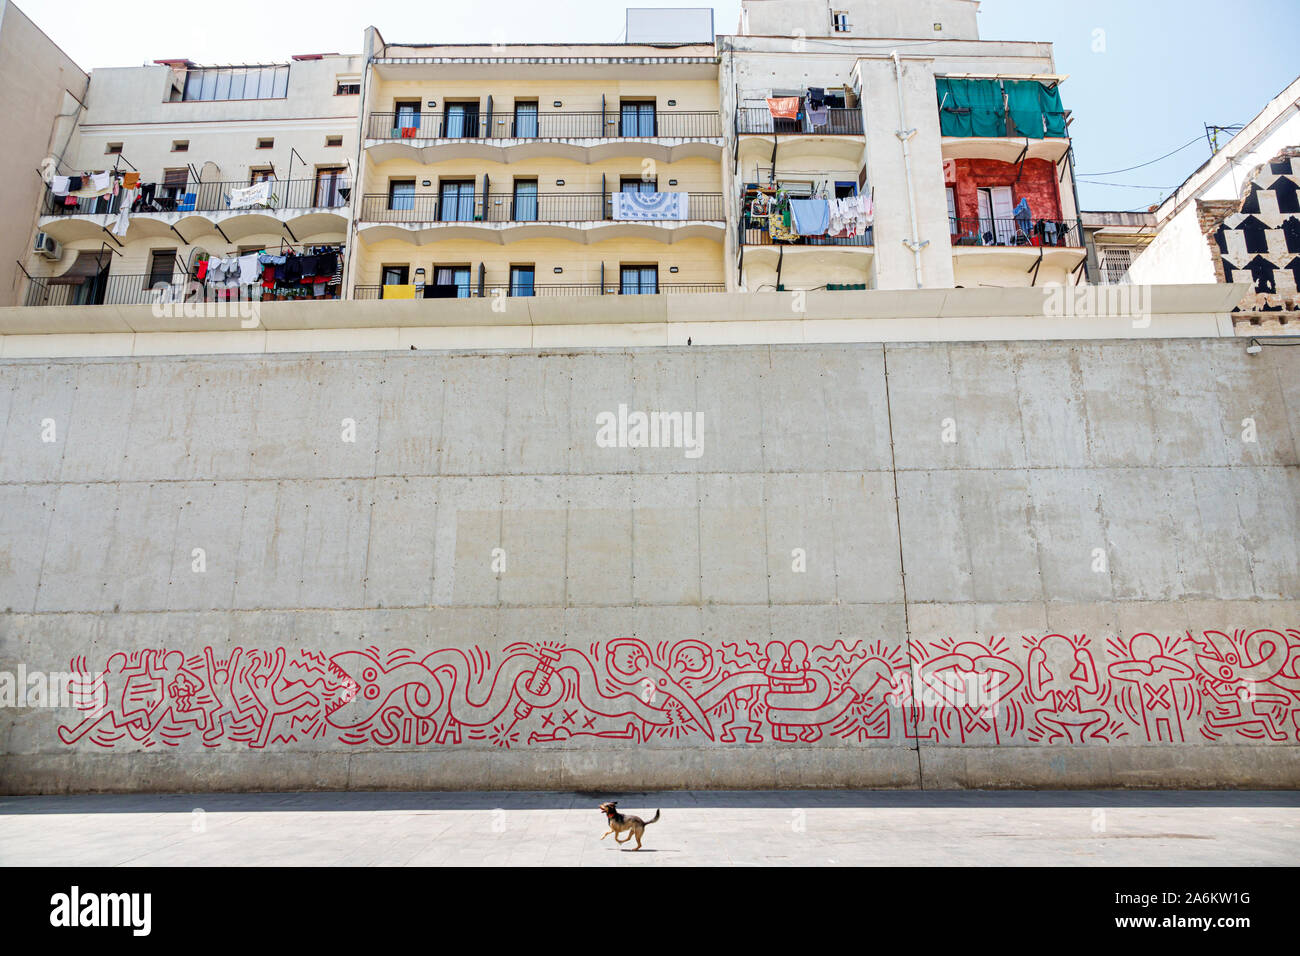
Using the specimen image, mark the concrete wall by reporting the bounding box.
[0,335,1297,792]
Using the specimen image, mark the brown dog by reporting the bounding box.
[598,801,660,850]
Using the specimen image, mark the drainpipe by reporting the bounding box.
[891,51,927,289]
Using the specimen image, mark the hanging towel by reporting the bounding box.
[382,284,417,299]
[112,188,136,236]
[51,175,71,197]
[790,198,831,237]
[805,96,829,129]
[766,97,800,120]
[228,180,273,209]
[122,172,139,189]
[611,191,690,221]
[90,172,112,194]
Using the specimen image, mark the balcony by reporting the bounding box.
[936,76,1071,163]
[949,216,1086,282]
[22,273,187,307]
[363,109,723,164]
[353,282,725,300]
[37,177,351,243]
[355,191,726,245]
[736,107,863,135]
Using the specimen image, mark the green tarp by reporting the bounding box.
[1039,83,1068,137]
[937,78,1068,139]
[936,78,1005,137]
[1005,80,1045,139]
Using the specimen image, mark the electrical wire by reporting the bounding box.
[1077,132,1212,177]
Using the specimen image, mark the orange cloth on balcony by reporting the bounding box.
[122,172,139,188]
[766,97,800,120]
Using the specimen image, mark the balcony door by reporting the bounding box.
[513,102,538,138]
[509,266,535,297]
[314,167,347,208]
[977,186,1015,246]
[433,266,472,298]
[395,100,421,133]
[444,101,481,138]
[512,180,538,221]
[620,101,656,137]
[439,180,476,222]
[620,265,658,295]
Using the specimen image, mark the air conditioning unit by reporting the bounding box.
[34,232,62,261]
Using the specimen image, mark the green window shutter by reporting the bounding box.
[1004,80,1045,140]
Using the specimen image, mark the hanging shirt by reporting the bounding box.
[237,253,262,285]
[51,175,71,196]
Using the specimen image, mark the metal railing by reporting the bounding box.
[22,273,189,307]
[736,107,863,135]
[949,217,1083,248]
[41,177,351,217]
[353,282,725,300]
[740,225,873,247]
[367,110,722,140]
[359,191,725,223]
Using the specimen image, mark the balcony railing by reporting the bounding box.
[358,191,725,223]
[41,178,351,217]
[740,226,873,247]
[366,110,722,140]
[353,282,725,300]
[949,217,1083,249]
[736,107,863,135]
[22,273,189,307]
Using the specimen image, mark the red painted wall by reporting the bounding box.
[946,158,1063,222]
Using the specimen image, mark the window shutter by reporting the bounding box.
[163,168,189,188]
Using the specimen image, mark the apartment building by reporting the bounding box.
[16,0,1088,308]
[349,26,727,300]
[23,52,363,306]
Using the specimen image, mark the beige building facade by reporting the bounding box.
[15,0,1089,311]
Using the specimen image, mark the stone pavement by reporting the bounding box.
[1,790,1297,866]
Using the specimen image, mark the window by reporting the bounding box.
[513,101,539,138]
[621,177,656,194]
[1099,248,1134,285]
[946,187,958,235]
[335,80,360,96]
[147,249,176,289]
[444,101,481,138]
[621,265,658,295]
[509,266,535,297]
[325,135,343,148]
[249,168,275,183]
[433,266,472,298]
[620,101,656,137]
[314,167,348,208]
[257,138,274,150]
[832,11,850,32]
[512,180,538,221]
[388,179,415,212]
[171,140,189,152]
[105,142,122,155]
[381,265,409,285]
[182,65,289,102]
[439,180,476,221]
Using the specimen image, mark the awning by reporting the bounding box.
[47,250,112,284]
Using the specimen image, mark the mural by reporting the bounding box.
[57,629,1300,750]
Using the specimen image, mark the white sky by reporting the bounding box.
[22,0,742,67]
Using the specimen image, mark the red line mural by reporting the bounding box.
[56,630,1300,750]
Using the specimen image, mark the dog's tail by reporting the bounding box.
[645,809,661,826]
